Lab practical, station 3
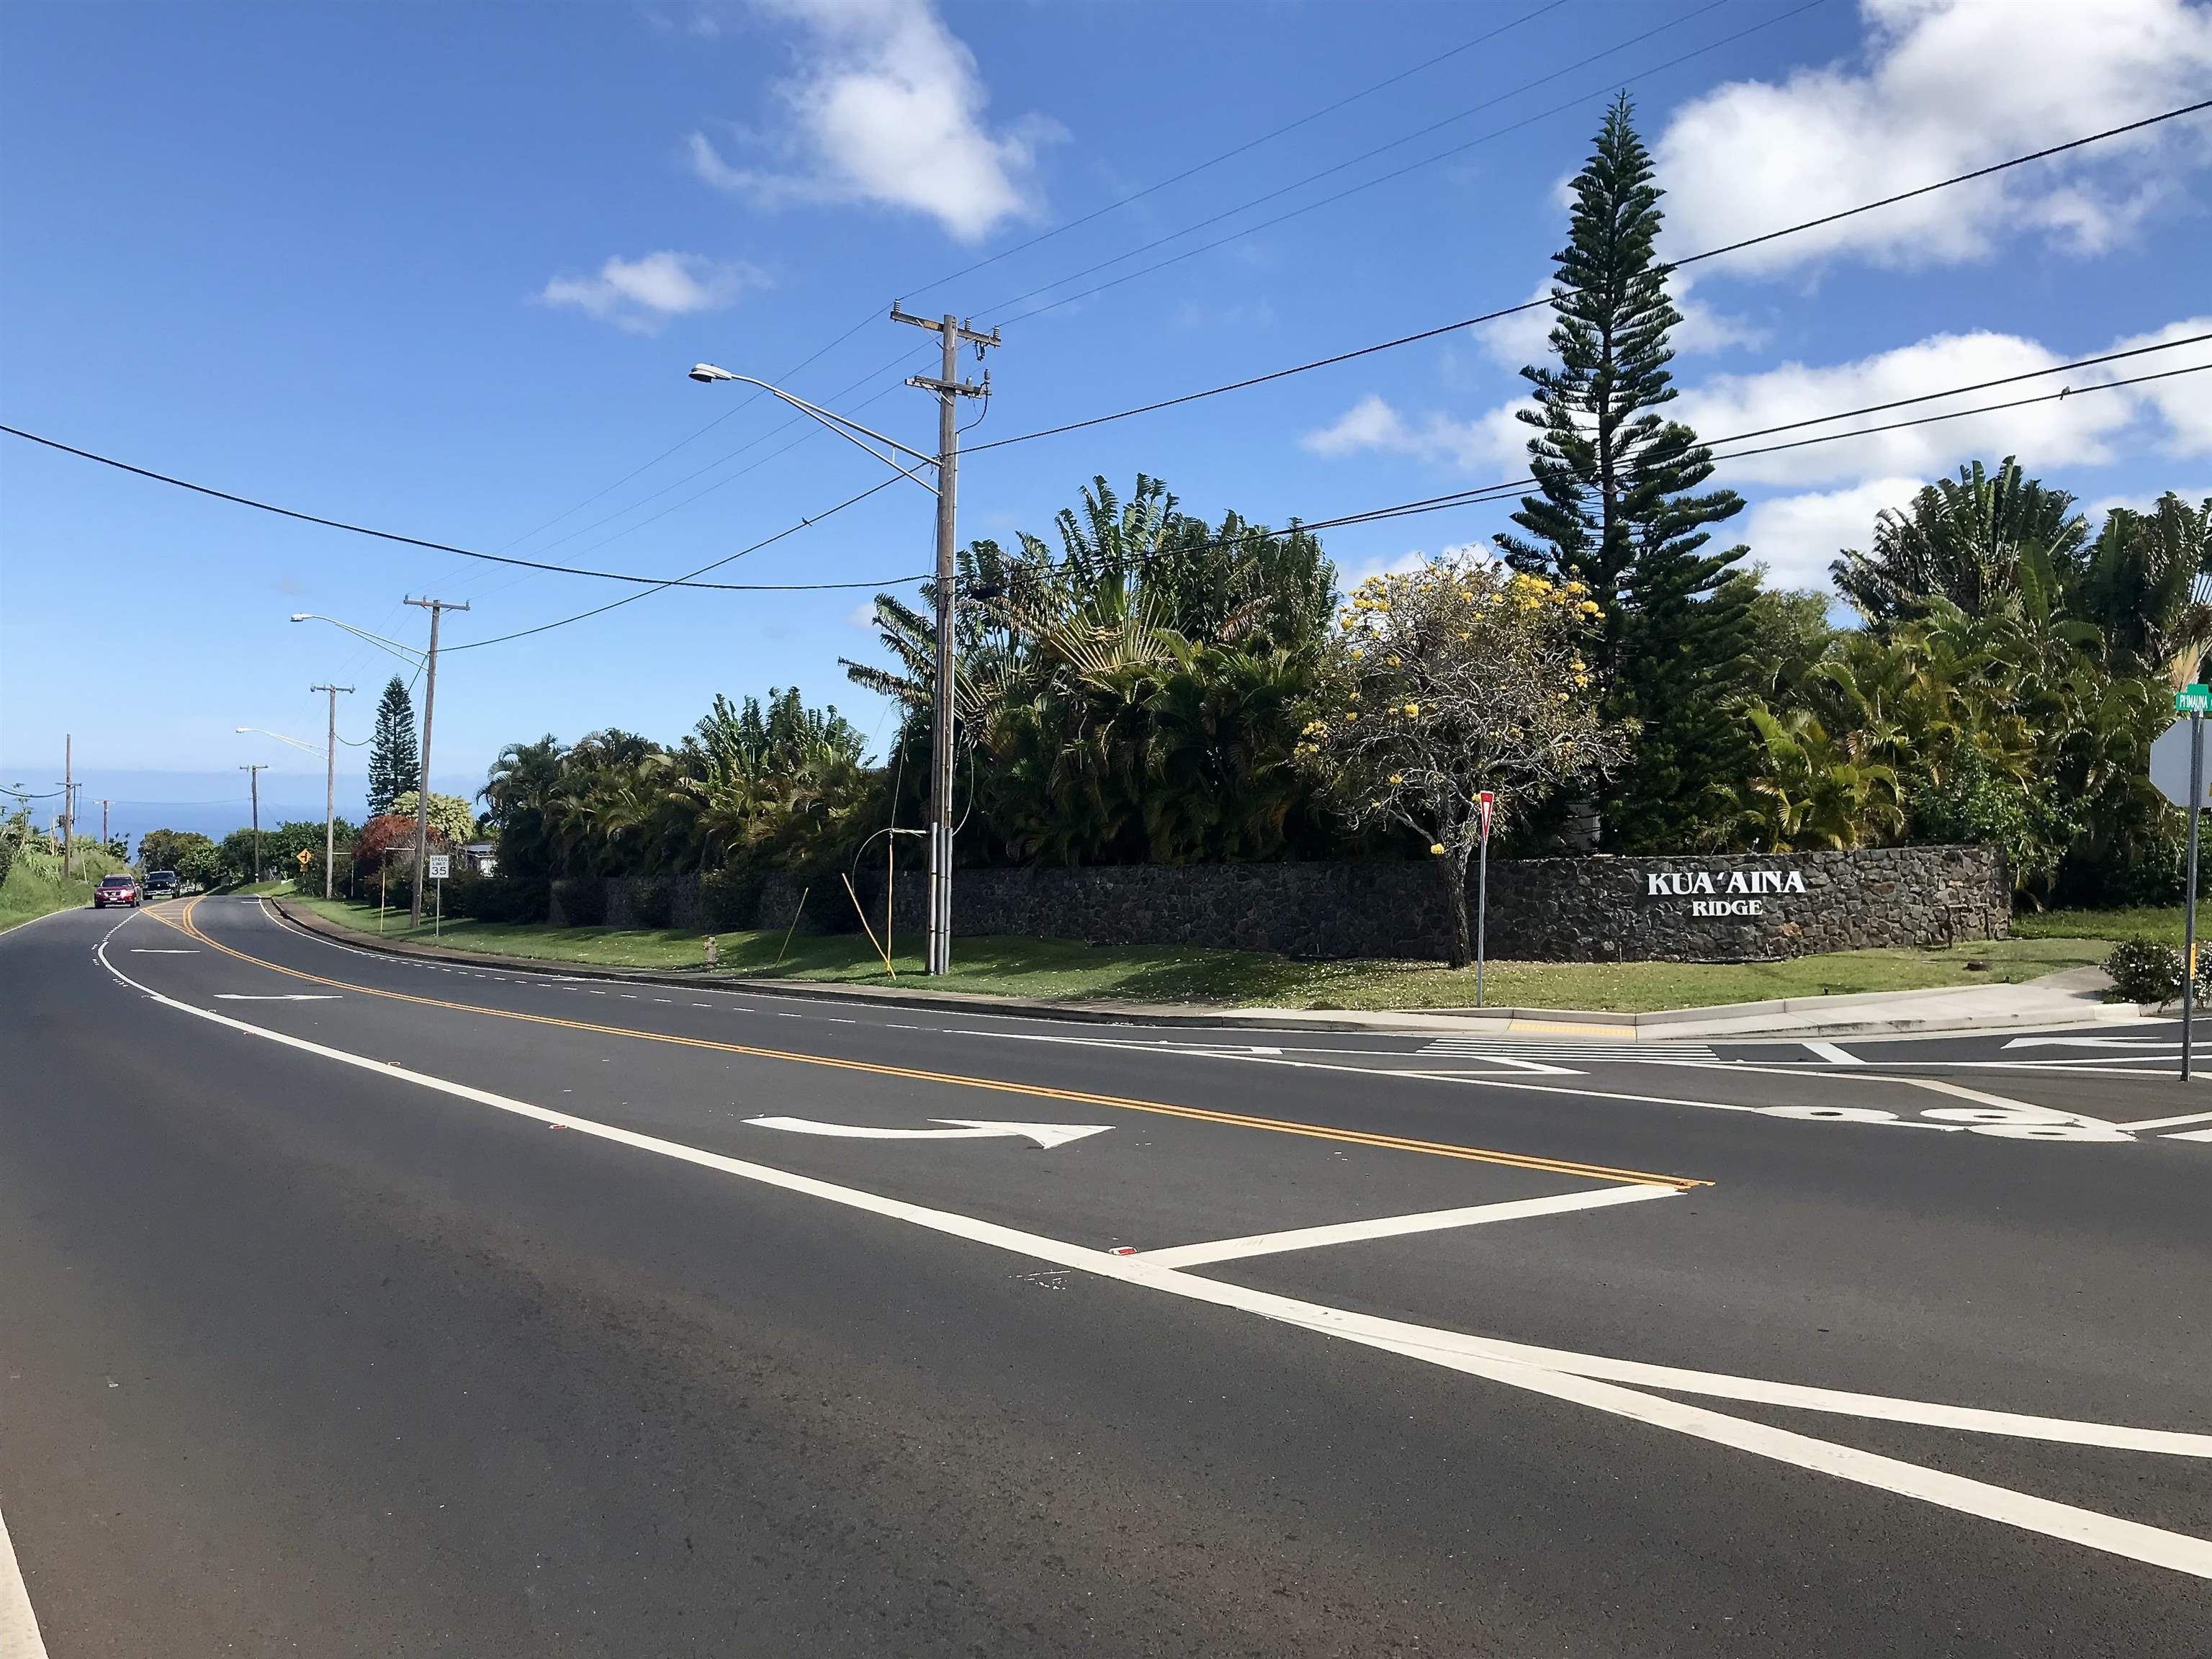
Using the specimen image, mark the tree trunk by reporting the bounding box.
[1443,850,1473,969]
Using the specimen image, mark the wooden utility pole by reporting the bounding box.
[312,682,355,899]
[403,598,468,925]
[240,763,267,882]
[888,306,997,975]
[60,734,73,878]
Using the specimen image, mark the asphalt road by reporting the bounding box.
[3,896,2207,1655]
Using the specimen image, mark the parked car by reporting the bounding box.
[93,874,141,909]
[143,869,181,898]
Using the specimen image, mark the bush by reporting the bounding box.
[702,867,766,932]
[2104,940,2185,1004]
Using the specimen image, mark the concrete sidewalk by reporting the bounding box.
[264,895,2146,1040]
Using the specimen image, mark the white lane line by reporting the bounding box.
[128,948,199,954]
[214,994,342,1002]
[0,1498,48,1659]
[2164,1126,2212,1141]
[91,929,2212,1580]
[2121,1110,2212,1131]
[1802,1040,1861,1064]
[1140,1183,1675,1268]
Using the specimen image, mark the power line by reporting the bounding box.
[444,474,924,654]
[921,356,2212,579]
[968,98,2212,453]
[973,0,1763,327]
[902,0,1577,302]
[515,0,1576,541]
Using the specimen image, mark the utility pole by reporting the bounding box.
[60,734,73,878]
[403,597,468,925]
[888,306,997,975]
[96,798,112,850]
[240,763,267,883]
[312,682,354,899]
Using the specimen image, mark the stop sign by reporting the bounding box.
[2151,718,2212,811]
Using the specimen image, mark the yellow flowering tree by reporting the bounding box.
[1295,558,1627,966]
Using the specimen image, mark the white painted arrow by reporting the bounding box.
[744,1116,1110,1149]
[2002,1036,2179,1050]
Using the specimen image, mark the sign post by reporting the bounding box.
[1475,791,1495,1009]
[2155,687,2212,1079]
[426,853,450,940]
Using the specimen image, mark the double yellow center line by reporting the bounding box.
[146,896,1706,1190]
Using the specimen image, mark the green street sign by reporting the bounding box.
[2179,684,2212,714]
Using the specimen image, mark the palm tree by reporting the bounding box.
[2076,493,2212,685]
[1833,457,2090,624]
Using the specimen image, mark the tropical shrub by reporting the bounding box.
[2103,941,2184,1005]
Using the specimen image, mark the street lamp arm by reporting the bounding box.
[689,367,940,492]
[235,725,325,757]
[290,613,426,666]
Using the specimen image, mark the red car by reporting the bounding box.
[93,874,140,908]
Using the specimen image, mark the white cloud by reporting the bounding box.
[539,251,766,333]
[1676,330,2148,489]
[845,599,882,631]
[690,0,1058,241]
[1737,477,1923,593]
[2109,316,2212,456]
[1300,393,1527,475]
[1655,0,2212,275]
[1343,548,1429,588]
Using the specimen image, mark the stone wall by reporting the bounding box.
[552,845,2008,964]
[844,845,2008,963]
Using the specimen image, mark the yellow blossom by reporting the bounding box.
[1429,843,1445,855]
[1403,703,1420,716]
[1389,773,1403,784]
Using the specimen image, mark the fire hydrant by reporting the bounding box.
[703,935,719,970]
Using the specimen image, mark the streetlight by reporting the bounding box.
[290,613,424,668]
[295,608,452,923]
[691,332,994,976]
[235,725,323,756]
[240,714,351,898]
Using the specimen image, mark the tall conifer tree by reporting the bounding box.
[1495,94,1752,849]
[367,675,418,818]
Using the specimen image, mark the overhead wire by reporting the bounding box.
[971,0,1761,327]
[967,98,2212,453]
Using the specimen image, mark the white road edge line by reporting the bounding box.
[0,1498,49,1659]
[91,922,2212,1580]
[1139,1183,1675,1268]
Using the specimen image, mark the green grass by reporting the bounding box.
[231,878,297,896]
[278,890,2131,1013]
[2013,905,2186,948]
[0,842,131,934]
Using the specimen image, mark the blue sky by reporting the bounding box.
[4,0,2209,847]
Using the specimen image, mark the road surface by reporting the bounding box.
[3,896,2206,1655]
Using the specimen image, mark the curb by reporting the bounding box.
[264,895,2138,1041]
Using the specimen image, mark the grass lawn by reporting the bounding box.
[0,844,131,935]
[277,890,2129,1013]
[2013,905,2189,948]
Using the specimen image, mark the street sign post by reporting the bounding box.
[1475,791,1495,1009]
[2152,706,2209,1079]
[426,853,450,939]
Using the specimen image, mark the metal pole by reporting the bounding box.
[2186,711,2203,1082]
[60,734,72,878]
[313,683,353,900]
[240,763,266,884]
[404,598,467,925]
[1476,828,1490,1009]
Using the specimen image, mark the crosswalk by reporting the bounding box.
[1416,1036,1719,1063]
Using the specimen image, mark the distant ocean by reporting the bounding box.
[2,768,482,853]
